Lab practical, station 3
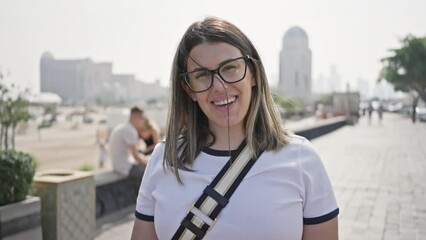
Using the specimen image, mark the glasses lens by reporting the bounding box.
[219,58,246,83]
[186,70,212,92]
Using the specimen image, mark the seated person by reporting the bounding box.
[137,116,160,155]
[108,107,148,178]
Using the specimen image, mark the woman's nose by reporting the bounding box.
[211,74,228,90]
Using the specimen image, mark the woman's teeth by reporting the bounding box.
[214,97,236,106]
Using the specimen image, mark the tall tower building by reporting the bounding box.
[279,26,312,103]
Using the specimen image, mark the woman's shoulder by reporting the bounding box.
[287,134,308,145]
[281,134,312,151]
[147,141,166,166]
[267,134,319,160]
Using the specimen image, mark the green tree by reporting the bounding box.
[10,96,31,149]
[0,72,31,150]
[272,93,304,117]
[379,35,426,103]
[1,96,31,150]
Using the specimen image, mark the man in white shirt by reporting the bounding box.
[109,107,149,178]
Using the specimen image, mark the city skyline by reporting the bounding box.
[39,52,167,105]
[1,0,425,94]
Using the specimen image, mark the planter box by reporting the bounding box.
[33,169,95,240]
[0,196,42,240]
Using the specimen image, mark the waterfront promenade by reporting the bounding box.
[94,112,426,239]
[315,113,426,240]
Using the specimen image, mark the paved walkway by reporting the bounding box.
[96,113,426,240]
[311,113,426,240]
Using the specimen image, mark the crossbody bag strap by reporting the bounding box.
[172,141,263,240]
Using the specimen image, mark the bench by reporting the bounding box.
[94,170,141,226]
[293,116,347,140]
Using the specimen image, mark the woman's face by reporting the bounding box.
[184,42,256,133]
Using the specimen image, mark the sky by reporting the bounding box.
[1,0,425,94]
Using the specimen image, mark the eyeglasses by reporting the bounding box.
[181,55,250,93]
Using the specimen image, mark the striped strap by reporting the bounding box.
[172,141,262,240]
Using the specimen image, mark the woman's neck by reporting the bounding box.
[208,124,245,151]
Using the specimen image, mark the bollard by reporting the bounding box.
[33,170,95,240]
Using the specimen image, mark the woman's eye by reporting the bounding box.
[222,62,240,72]
[195,71,210,79]
[223,65,236,71]
[221,66,237,75]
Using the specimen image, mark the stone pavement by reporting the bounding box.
[311,112,426,240]
[95,112,426,240]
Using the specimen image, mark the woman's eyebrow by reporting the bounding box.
[188,56,238,72]
[189,66,208,72]
[188,55,205,71]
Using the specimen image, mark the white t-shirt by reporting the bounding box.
[108,122,138,175]
[135,135,339,240]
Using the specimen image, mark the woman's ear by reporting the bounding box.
[181,81,197,101]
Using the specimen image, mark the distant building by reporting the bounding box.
[313,65,344,95]
[27,92,62,106]
[312,73,325,94]
[373,81,398,100]
[40,52,167,105]
[356,78,371,101]
[327,65,342,93]
[279,26,312,104]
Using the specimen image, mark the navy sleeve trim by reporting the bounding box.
[303,208,339,225]
[135,210,154,222]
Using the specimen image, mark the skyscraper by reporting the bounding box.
[279,26,312,103]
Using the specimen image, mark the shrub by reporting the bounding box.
[0,149,36,206]
[78,163,94,171]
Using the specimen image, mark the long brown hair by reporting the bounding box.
[164,16,290,182]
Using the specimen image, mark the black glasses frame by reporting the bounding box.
[181,55,251,93]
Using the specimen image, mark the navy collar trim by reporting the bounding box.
[202,148,237,156]
[201,140,247,157]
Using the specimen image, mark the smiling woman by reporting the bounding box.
[131,16,339,240]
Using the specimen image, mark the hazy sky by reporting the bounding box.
[1,0,425,93]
